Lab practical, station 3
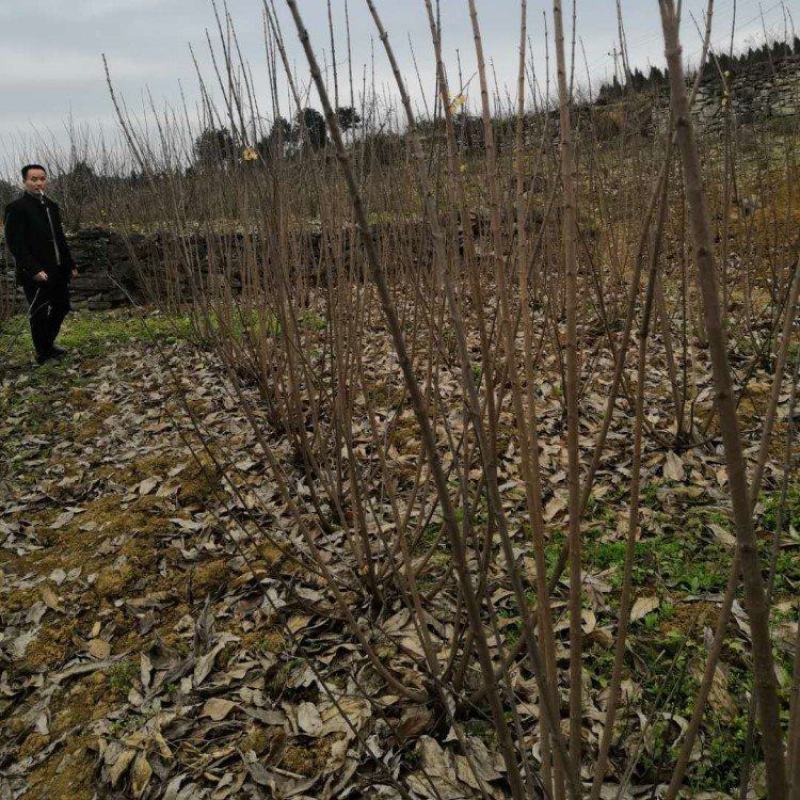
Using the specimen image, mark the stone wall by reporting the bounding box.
[693,56,800,127]
[1,227,151,313]
[1,220,430,314]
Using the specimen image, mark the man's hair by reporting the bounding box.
[21,164,46,180]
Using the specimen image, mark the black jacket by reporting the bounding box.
[3,192,75,285]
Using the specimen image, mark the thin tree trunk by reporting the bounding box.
[553,0,583,769]
[590,143,672,799]
[658,3,787,797]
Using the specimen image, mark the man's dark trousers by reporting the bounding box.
[23,278,71,359]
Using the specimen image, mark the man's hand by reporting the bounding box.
[72,267,79,279]
[33,271,48,282]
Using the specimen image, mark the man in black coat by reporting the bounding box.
[4,164,78,364]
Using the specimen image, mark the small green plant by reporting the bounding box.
[760,484,800,534]
[299,310,327,331]
[108,659,139,693]
[642,481,660,509]
[688,711,752,793]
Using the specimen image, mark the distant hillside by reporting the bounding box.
[593,39,800,130]
[596,37,800,102]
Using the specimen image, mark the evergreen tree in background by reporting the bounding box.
[336,106,361,133]
[256,117,293,160]
[193,127,236,168]
[294,108,327,150]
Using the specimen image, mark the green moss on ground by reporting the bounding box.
[0,309,191,367]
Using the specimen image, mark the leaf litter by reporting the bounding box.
[0,308,797,799]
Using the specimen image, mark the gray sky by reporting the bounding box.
[0,0,796,177]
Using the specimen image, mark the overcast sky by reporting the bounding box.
[1,0,796,178]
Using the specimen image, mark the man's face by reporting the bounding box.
[23,169,47,194]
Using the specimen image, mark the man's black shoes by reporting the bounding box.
[34,345,67,366]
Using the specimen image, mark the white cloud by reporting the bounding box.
[0,0,172,20]
[0,46,173,88]
[81,0,176,16]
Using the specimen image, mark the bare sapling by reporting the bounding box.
[658,1,788,797]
